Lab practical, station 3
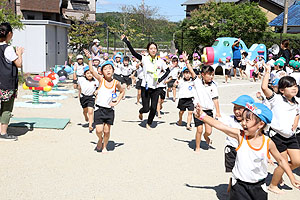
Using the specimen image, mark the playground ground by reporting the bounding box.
[0,76,299,200]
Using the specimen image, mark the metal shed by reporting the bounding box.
[11,20,70,73]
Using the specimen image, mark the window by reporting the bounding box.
[27,15,35,20]
[223,41,230,47]
[213,40,219,46]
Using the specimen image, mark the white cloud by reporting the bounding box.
[97,0,111,5]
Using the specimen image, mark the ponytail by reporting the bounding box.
[0,22,13,39]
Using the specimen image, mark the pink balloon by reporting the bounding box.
[33,75,42,81]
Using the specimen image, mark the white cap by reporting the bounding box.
[93,56,100,61]
[115,54,122,58]
[93,39,100,43]
[76,55,83,60]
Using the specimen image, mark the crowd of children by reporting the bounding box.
[68,36,300,199]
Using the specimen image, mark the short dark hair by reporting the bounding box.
[201,65,214,74]
[242,52,248,57]
[243,109,261,123]
[278,76,297,94]
[0,22,12,38]
[172,57,178,62]
[123,56,130,62]
[146,42,158,51]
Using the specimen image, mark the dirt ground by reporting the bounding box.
[0,76,299,200]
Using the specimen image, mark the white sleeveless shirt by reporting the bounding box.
[95,79,117,109]
[232,133,271,183]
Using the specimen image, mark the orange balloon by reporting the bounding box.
[39,77,52,87]
[47,73,56,80]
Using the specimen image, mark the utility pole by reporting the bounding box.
[142,0,145,34]
[106,27,109,53]
[283,0,289,33]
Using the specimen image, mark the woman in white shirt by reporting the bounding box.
[121,35,170,129]
[0,22,24,141]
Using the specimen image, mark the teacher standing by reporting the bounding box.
[0,22,24,141]
[121,35,170,130]
[232,38,242,78]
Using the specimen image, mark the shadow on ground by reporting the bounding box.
[7,124,34,136]
[185,183,229,200]
[122,120,165,128]
[173,138,215,150]
[90,141,124,152]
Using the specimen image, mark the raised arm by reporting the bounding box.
[121,35,142,60]
[261,63,273,98]
[195,104,240,140]
[232,38,241,48]
[182,51,196,79]
[83,49,102,82]
[269,140,300,189]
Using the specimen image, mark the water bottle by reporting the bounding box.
[112,93,117,103]
[145,82,148,90]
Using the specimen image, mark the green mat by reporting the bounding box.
[9,117,70,130]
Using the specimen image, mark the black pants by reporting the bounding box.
[140,86,160,125]
[230,179,267,200]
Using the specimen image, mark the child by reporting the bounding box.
[192,53,201,75]
[257,55,265,80]
[73,55,86,89]
[77,66,99,132]
[84,49,124,153]
[267,54,275,70]
[166,56,180,102]
[272,58,287,82]
[112,54,123,82]
[239,52,249,79]
[183,52,221,150]
[194,102,300,200]
[135,62,143,105]
[131,56,138,86]
[120,56,134,99]
[219,95,254,192]
[220,56,233,83]
[294,55,300,62]
[251,59,259,82]
[178,55,186,70]
[156,63,169,118]
[261,64,300,194]
[175,67,195,130]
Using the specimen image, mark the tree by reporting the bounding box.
[175,2,268,55]
[68,14,104,53]
[0,0,23,29]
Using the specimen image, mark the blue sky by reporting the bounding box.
[96,0,186,22]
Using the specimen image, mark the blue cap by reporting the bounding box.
[245,102,273,124]
[182,66,189,72]
[84,66,90,73]
[101,61,114,69]
[231,95,255,107]
[272,78,280,86]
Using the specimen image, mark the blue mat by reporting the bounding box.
[9,117,70,129]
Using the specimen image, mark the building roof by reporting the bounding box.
[269,1,300,26]
[181,0,239,5]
